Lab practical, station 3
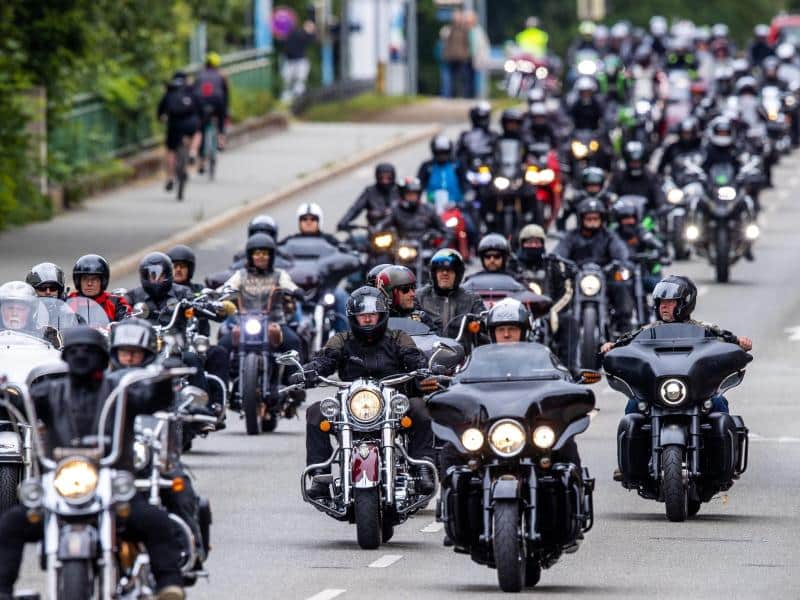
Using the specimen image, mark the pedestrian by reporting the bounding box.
[465,10,489,98]
[442,10,472,98]
[436,24,452,98]
[281,18,317,103]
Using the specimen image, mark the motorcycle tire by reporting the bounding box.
[493,500,525,593]
[662,445,688,522]
[672,220,690,260]
[242,353,262,435]
[354,487,381,550]
[715,228,730,284]
[58,559,94,599]
[0,465,19,514]
[579,305,599,371]
[525,557,542,587]
[381,506,395,543]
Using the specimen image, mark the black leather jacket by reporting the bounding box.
[554,227,630,267]
[416,285,485,338]
[125,284,195,331]
[338,184,400,229]
[378,203,448,240]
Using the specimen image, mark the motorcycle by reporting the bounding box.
[487,138,540,237]
[762,85,792,155]
[659,152,705,260]
[604,322,751,521]
[504,54,557,98]
[429,342,596,592]
[565,129,610,184]
[524,141,562,229]
[0,365,195,599]
[684,160,761,283]
[278,350,438,550]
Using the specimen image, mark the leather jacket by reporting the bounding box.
[338,184,400,229]
[554,227,631,267]
[416,285,485,338]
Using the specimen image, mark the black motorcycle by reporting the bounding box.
[430,342,596,592]
[603,322,750,521]
[486,138,538,237]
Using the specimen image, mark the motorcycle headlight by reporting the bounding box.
[525,168,540,184]
[579,274,602,296]
[461,428,485,452]
[488,419,526,457]
[348,389,383,423]
[398,245,418,260]
[19,480,44,508]
[745,223,760,240]
[538,169,555,184]
[589,139,599,152]
[517,60,534,73]
[504,59,516,73]
[577,60,597,76]
[244,318,262,335]
[786,95,796,107]
[532,425,556,449]
[53,458,99,504]
[659,378,688,406]
[112,471,136,502]
[768,110,778,121]
[571,141,588,159]
[494,176,511,190]
[373,232,394,249]
[133,441,151,472]
[535,66,549,79]
[320,397,340,419]
[685,224,700,241]
[635,100,651,115]
[445,216,459,228]
[667,188,684,204]
[528,281,542,295]
[717,186,736,201]
[391,394,410,416]
[323,292,336,306]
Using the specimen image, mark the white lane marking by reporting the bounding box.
[306,589,346,600]
[784,326,800,341]
[368,554,403,568]
[749,433,800,443]
[420,521,443,533]
[697,286,709,298]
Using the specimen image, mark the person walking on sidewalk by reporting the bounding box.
[442,10,473,99]
[281,18,317,103]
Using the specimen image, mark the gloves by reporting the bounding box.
[418,376,439,394]
[289,370,319,387]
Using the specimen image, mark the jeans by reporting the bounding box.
[332,288,349,332]
[624,394,729,414]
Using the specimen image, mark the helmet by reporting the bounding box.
[72,254,110,295]
[245,233,277,271]
[732,58,751,79]
[486,298,530,342]
[376,265,416,309]
[166,245,196,281]
[693,26,711,44]
[610,22,630,40]
[477,233,510,259]
[575,76,597,94]
[431,134,453,162]
[649,15,667,37]
[61,326,109,377]
[517,224,546,267]
[168,71,188,89]
[26,262,65,298]
[366,263,392,287]
[735,76,758,96]
[248,214,279,240]
[576,197,607,220]
[398,177,422,210]
[0,281,39,330]
[500,108,524,136]
[206,51,221,68]
[527,87,546,106]
[593,25,609,43]
[777,42,796,62]
[429,248,465,292]
[138,252,174,301]
[519,224,546,245]
[469,102,492,129]
[708,116,734,148]
[109,318,158,368]
[679,116,700,142]
[611,197,639,222]
[375,162,396,186]
[297,202,324,229]
[634,45,652,66]
[754,24,769,39]
[580,166,606,191]
[711,23,729,39]
[579,20,597,39]
[763,56,780,75]
[622,141,647,176]
[652,275,697,322]
[529,102,548,125]
[346,286,389,344]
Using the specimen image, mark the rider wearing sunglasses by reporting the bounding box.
[375,265,438,329]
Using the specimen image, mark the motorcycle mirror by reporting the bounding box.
[276,350,301,366]
[579,369,602,385]
[201,287,215,296]
[430,341,465,372]
[132,302,150,319]
[179,385,209,410]
[111,288,128,297]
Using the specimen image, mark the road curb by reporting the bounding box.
[110,123,440,279]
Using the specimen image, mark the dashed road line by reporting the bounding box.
[420,521,443,533]
[750,433,800,443]
[368,554,403,568]
[306,589,346,600]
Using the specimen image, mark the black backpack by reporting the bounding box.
[166,88,196,118]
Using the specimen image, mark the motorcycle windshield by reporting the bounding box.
[388,317,431,336]
[602,323,752,401]
[288,262,321,290]
[497,139,522,176]
[280,237,338,260]
[462,273,524,293]
[708,163,736,187]
[429,343,595,426]
[63,297,110,330]
[667,72,690,102]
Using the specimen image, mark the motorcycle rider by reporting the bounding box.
[526,101,559,148]
[468,233,513,276]
[376,265,438,329]
[418,135,468,206]
[554,198,634,334]
[610,198,667,292]
[496,108,527,145]
[26,262,80,329]
[337,163,400,231]
[748,25,773,66]
[297,286,437,498]
[456,101,498,166]
[69,254,131,322]
[417,249,485,339]
[600,275,752,415]
[760,56,788,91]
[608,140,661,217]
[377,177,450,241]
[0,327,186,600]
[569,76,605,131]
[194,51,229,174]
[0,281,56,341]
[657,117,702,174]
[560,166,613,230]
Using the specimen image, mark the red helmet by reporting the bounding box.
[376,265,417,308]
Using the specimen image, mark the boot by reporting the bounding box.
[156,585,185,600]
[307,471,331,500]
[414,464,436,495]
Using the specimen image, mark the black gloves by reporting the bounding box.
[289,370,319,387]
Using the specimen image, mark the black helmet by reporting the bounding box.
[708,116,734,148]
[398,177,423,210]
[469,101,492,129]
[611,197,639,222]
[477,233,510,269]
[73,254,110,294]
[61,326,109,377]
[735,76,758,96]
[26,262,66,298]
[375,163,396,190]
[166,244,196,281]
[652,275,697,322]
[576,197,607,219]
[366,263,393,287]
[138,252,174,301]
[678,116,700,142]
[109,318,158,368]
[622,140,647,177]
[245,233,277,272]
[346,286,389,344]
[486,298,530,342]
[376,265,416,309]
[248,214,279,240]
[430,135,453,162]
[500,108,524,137]
[429,248,465,292]
[580,166,606,191]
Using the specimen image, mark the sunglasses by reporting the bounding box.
[251,249,271,257]
[36,284,61,293]
[396,284,416,294]
[300,215,319,222]
[484,253,504,260]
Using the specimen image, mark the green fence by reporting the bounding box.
[49,49,273,167]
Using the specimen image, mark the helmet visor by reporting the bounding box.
[347,294,388,317]
[652,281,684,301]
[142,264,169,283]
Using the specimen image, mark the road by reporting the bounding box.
[16,126,800,599]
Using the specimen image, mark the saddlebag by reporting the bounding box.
[440,468,481,550]
[617,413,650,482]
[702,413,740,483]
[730,414,749,475]
[537,463,582,546]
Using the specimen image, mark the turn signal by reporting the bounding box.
[400,416,413,429]
[26,509,41,524]
[539,457,552,469]
[579,370,602,384]
[468,321,481,334]
[171,477,185,493]
[116,502,131,519]
[319,420,331,432]
[184,308,195,319]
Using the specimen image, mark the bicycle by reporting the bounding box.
[201,106,219,181]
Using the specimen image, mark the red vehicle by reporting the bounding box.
[440,204,471,259]
[769,14,800,45]
[523,143,563,230]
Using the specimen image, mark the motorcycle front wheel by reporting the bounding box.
[242,353,262,435]
[715,227,730,284]
[662,444,688,522]
[58,559,95,599]
[354,488,381,550]
[493,500,525,592]
[0,464,20,513]
[579,305,599,371]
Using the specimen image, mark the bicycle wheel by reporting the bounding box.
[176,142,188,201]
[205,123,218,181]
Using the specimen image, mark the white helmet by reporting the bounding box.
[0,281,40,330]
[296,202,324,228]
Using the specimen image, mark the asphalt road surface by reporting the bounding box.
[17,130,800,599]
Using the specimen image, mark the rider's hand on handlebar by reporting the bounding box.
[738,337,753,352]
[600,342,615,354]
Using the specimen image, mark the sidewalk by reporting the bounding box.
[0,121,429,282]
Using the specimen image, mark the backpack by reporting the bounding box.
[166,88,196,118]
